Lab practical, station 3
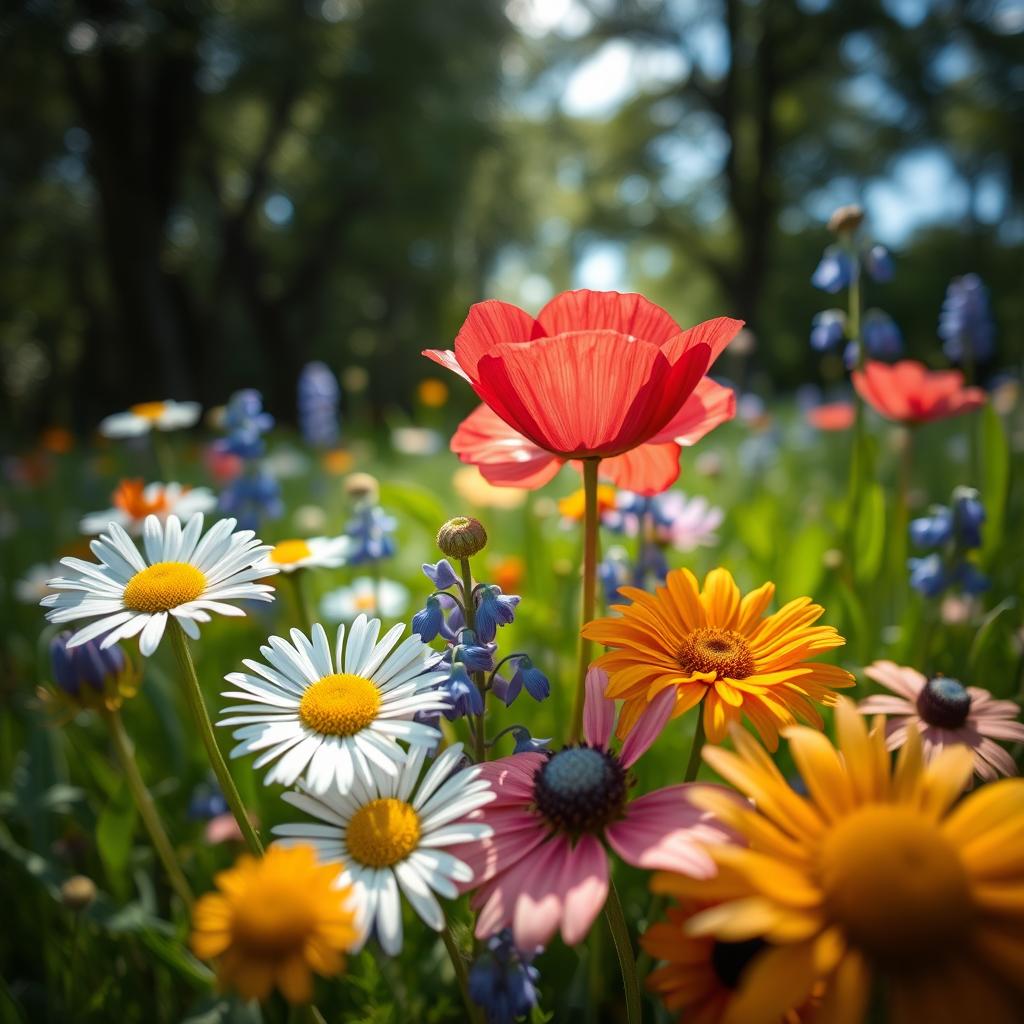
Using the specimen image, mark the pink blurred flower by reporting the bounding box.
[858,660,1024,781]
[453,668,733,949]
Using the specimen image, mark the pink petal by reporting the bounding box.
[473,834,568,940]
[975,737,1018,778]
[619,687,675,768]
[974,718,1024,742]
[535,289,682,346]
[605,785,732,875]
[560,834,609,946]
[512,835,574,949]
[583,667,615,749]
[864,661,925,700]
[454,813,547,892]
[478,753,546,801]
[857,696,916,716]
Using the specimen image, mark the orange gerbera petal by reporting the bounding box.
[581,568,852,743]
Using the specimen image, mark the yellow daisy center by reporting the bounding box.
[270,539,313,565]
[346,798,421,867]
[129,401,167,421]
[123,562,206,612]
[819,805,973,962]
[298,673,381,736]
[354,593,377,611]
[231,878,317,956]
[677,627,755,679]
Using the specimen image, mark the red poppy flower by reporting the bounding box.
[424,290,742,494]
[806,401,855,431]
[852,360,986,424]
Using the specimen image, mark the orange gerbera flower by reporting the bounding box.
[643,898,816,1024]
[191,844,358,1004]
[581,568,853,748]
[654,703,1024,1024]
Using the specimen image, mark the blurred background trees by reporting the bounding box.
[1,0,1021,438]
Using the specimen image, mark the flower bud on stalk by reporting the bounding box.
[437,516,488,560]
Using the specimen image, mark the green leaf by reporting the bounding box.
[778,524,831,600]
[854,482,886,584]
[96,787,137,901]
[980,404,1009,564]
[379,481,448,536]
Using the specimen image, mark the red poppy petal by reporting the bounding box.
[422,348,469,381]
[452,300,544,380]
[589,442,682,496]
[648,377,736,445]
[660,316,745,368]
[474,330,674,454]
[535,289,682,346]
[807,402,856,431]
[451,404,562,489]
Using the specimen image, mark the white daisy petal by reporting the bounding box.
[394,859,444,931]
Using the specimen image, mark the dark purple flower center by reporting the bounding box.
[916,676,971,729]
[533,744,627,834]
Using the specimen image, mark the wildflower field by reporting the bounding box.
[3,245,1024,1024]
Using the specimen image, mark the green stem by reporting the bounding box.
[682,710,707,784]
[105,708,195,909]
[637,710,707,983]
[603,880,642,1024]
[169,622,263,855]
[440,920,483,1024]
[459,556,487,765]
[570,458,601,743]
[151,431,176,481]
[288,570,315,633]
[288,1004,327,1024]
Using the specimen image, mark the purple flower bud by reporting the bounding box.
[422,559,460,591]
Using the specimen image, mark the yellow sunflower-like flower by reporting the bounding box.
[642,898,815,1024]
[581,567,853,748]
[653,700,1024,1024]
[191,844,358,1004]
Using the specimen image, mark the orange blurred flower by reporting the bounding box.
[39,427,74,454]
[417,377,449,408]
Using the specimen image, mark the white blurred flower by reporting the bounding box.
[98,400,201,439]
[321,577,409,621]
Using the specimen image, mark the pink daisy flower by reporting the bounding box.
[453,668,734,949]
[858,660,1024,781]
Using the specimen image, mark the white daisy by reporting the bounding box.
[321,576,409,621]
[80,480,218,535]
[266,536,350,574]
[273,742,494,955]
[40,514,277,656]
[218,616,449,794]
[99,400,201,439]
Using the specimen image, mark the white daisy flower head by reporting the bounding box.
[219,616,449,795]
[266,536,350,574]
[321,576,409,621]
[80,480,218,536]
[98,400,201,439]
[40,514,277,656]
[273,742,494,956]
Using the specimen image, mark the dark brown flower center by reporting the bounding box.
[677,627,755,679]
[710,937,767,990]
[916,676,971,729]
